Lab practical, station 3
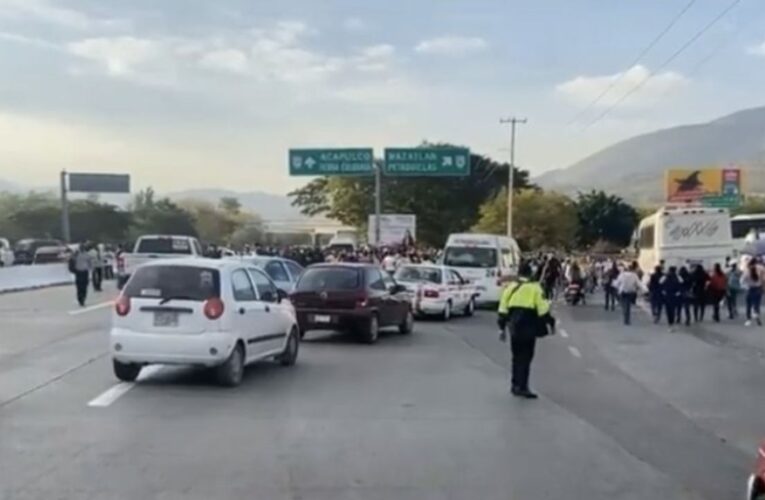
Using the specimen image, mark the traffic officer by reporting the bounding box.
[69,242,94,307]
[498,262,555,399]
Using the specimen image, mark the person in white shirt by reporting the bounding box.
[381,252,398,275]
[613,261,647,325]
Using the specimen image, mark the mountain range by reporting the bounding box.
[536,106,765,204]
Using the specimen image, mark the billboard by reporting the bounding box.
[68,173,130,193]
[665,168,743,207]
[367,214,416,246]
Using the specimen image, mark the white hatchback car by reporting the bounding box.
[111,259,300,386]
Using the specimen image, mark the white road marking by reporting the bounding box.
[568,346,582,358]
[69,300,113,316]
[87,365,163,408]
[559,328,569,339]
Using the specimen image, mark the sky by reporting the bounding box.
[1,0,764,194]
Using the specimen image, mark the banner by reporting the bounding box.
[367,214,416,246]
[665,168,743,207]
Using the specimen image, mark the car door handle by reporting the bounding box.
[239,307,246,315]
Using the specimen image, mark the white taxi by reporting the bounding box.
[394,264,477,320]
[111,259,300,387]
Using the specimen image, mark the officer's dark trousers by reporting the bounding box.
[75,271,89,306]
[511,335,536,391]
[92,267,103,292]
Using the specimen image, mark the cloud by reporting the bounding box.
[66,21,398,87]
[414,36,488,56]
[198,48,248,74]
[746,41,765,56]
[0,31,60,51]
[343,17,366,32]
[68,37,160,77]
[555,65,689,108]
[0,0,124,30]
[332,77,421,104]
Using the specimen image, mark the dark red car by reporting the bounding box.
[290,263,414,343]
[748,440,765,500]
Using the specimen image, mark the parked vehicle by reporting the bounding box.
[0,238,14,267]
[394,264,477,320]
[441,233,521,305]
[111,259,299,387]
[290,263,414,343]
[747,440,765,500]
[230,256,304,293]
[13,238,64,265]
[33,245,68,264]
[118,235,204,289]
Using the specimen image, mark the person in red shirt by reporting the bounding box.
[707,263,728,323]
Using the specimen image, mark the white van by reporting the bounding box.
[442,233,521,304]
[730,213,765,254]
[636,207,734,272]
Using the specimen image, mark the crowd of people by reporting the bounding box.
[523,253,765,330]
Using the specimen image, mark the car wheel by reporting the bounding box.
[399,309,414,335]
[361,314,379,344]
[113,359,141,382]
[463,298,475,317]
[216,342,245,387]
[279,328,299,367]
[442,301,452,321]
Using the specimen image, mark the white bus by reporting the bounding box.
[730,213,765,253]
[636,207,734,272]
[442,233,521,304]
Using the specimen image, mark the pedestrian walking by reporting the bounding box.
[690,264,709,322]
[68,243,94,307]
[726,264,742,319]
[90,244,103,292]
[647,265,664,323]
[660,266,682,331]
[613,261,645,325]
[741,261,763,326]
[603,261,619,311]
[677,266,693,326]
[707,263,727,322]
[497,263,555,399]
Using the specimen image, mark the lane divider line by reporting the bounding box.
[69,300,114,316]
[559,328,569,339]
[568,346,582,358]
[87,365,163,408]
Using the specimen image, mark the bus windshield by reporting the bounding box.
[731,217,765,239]
[443,247,498,268]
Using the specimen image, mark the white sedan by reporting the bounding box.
[111,259,300,387]
[394,264,478,320]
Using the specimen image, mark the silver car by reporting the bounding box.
[236,256,304,293]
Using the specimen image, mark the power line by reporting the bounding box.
[568,0,698,125]
[583,0,743,130]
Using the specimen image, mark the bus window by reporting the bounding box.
[639,224,655,249]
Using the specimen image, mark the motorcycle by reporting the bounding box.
[564,281,585,306]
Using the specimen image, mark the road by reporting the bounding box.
[0,283,762,499]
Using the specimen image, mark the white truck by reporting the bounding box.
[117,235,205,289]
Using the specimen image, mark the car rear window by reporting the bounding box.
[395,266,442,284]
[124,265,220,301]
[136,237,192,254]
[296,267,360,291]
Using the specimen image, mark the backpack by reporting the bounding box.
[68,253,77,274]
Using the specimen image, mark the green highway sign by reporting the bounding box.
[289,148,374,176]
[383,147,470,176]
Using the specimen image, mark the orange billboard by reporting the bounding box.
[665,168,743,207]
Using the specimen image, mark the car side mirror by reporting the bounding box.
[277,288,289,302]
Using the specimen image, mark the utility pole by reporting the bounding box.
[499,117,527,238]
[374,161,381,246]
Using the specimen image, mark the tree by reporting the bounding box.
[732,196,765,215]
[574,190,639,248]
[219,196,242,215]
[288,148,533,246]
[472,188,578,250]
[129,197,197,241]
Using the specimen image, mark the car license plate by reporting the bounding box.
[313,314,332,323]
[154,311,179,327]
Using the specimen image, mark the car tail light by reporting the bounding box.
[355,295,369,308]
[115,295,130,316]
[204,297,225,319]
[423,289,439,298]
